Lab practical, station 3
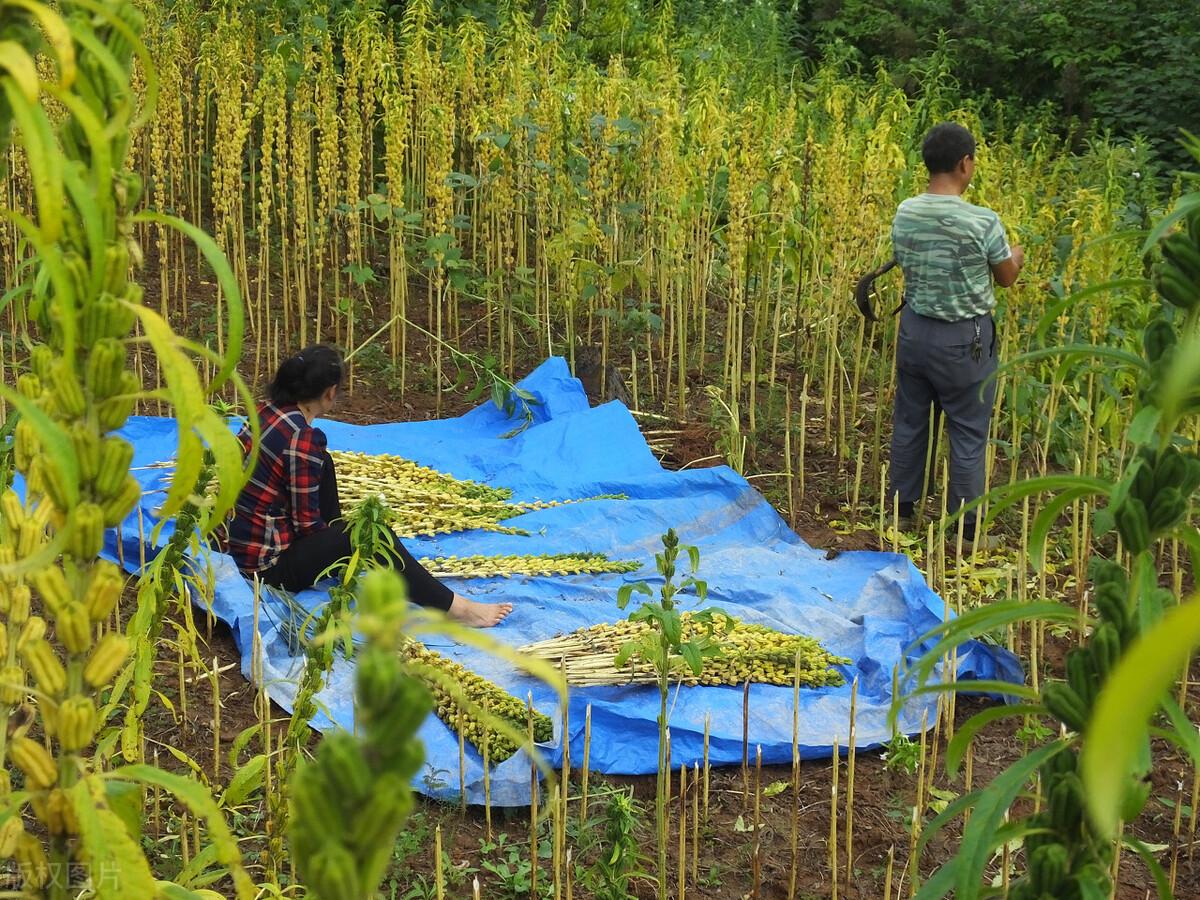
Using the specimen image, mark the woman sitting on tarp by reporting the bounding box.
[222,344,512,628]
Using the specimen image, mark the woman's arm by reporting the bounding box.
[285,426,328,536]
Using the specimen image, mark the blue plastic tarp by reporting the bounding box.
[33,357,1022,806]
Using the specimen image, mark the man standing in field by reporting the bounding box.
[888,122,1024,546]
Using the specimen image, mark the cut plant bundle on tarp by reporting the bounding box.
[519,614,849,688]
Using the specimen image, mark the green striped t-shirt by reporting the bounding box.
[891,193,1012,321]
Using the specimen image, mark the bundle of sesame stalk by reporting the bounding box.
[266,588,552,763]
[401,641,554,763]
[421,552,640,579]
[332,450,627,538]
[519,613,850,688]
[150,450,627,540]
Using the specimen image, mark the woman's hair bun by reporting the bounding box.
[268,344,345,405]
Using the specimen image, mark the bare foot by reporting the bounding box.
[448,594,513,628]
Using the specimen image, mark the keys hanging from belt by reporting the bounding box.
[971,320,983,362]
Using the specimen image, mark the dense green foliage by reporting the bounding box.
[801,0,1199,167]
[339,0,1196,169]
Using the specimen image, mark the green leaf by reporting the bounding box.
[133,212,244,395]
[1142,190,1200,256]
[956,474,1110,533]
[917,740,1067,899]
[614,642,637,667]
[1127,405,1162,447]
[1034,278,1150,342]
[1030,487,1099,571]
[227,724,262,769]
[945,704,1045,776]
[894,600,1078,721]
[132,305,246,523]
[1173,524,1200,575]
[2,79,65,242]
[617,581,652,610]
[902,680,1041,705]
[1159,331,1200,431]
[5,1,75,87]
[993,344,1149,384]
[1159,696,1200,767]
[1082,597,1200,838]
[71,776,157,900]
[107,765,255,899]
[172,842,226,890]
[662,611,682,646]
[491,380,507,412]
[763,780,790,798]
[220,754,265,808]
[680,641,702,676]
[155,881,226,900]
[103,779,144,844]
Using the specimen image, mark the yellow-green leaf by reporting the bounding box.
[0,40,39,102]
[106,765,256,900]
[1,81,64,242]
[1081,596,1200,837]
[6,0,75,88]
[70,776,157,900]
[131,304,207,520]
[134,213,244,394]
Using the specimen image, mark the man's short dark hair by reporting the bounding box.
[922,123,976,175]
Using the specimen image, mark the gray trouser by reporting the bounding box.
[889,306,998,524]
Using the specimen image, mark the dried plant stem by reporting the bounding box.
[692,762,700,888]
[852,443,865,521]
[830,736,840,900]
[964,740,975,828]
[798,375,809,501]
[742,680,751,803]
[753,744,763,898]
[178,643,189,736]
[211,656,221,784]
[1001,811,1011,892]
[153,748,162,840]
[846,678,858,885]
[459,706,467,815]
[529,695,540,899]
[790,649,802,899]
[679,760,688,900]
[1171,780,1184,892]
[703,713,711,826]
[557,687,569,900]
[1189,761,1200,864]
[435,825,445,900]
[581,704,592,826]
[483,727,492,843]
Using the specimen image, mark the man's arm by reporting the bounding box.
[991,244,1025,288]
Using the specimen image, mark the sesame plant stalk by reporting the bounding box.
[0,1,254,895]
[616,528,721,900]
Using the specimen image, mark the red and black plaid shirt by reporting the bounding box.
[225,402,329,575]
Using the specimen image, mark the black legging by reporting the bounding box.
[260,452,454,611]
